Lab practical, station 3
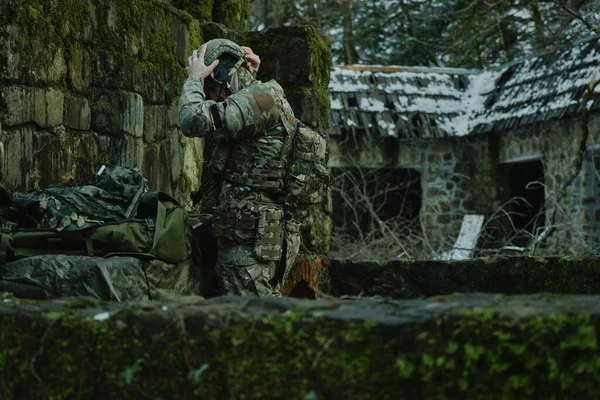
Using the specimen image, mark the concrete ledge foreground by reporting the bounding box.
[2,294,600,399]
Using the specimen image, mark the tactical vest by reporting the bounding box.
[201,80,297,212]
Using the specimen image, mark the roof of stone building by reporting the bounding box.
[329,35,600,138]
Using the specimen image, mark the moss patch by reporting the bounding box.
[285,85,332,132]
[171,0,215,22]
[329,256,600,299]
[212,0,250,31]
[2,296,600,398]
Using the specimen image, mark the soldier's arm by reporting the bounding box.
[178,77,218,137]
[179,80,284,140]
[177,78,254,140]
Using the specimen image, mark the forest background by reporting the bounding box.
[250,0,600,69]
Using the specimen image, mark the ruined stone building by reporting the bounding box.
[328,35,600,256]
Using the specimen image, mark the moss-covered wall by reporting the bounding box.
[329,256,600,298]
[0,0,249,205]
[2,294,600,399]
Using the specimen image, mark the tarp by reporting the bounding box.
[0,254,202,301]
[8,164,147,231]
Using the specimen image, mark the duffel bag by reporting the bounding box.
[1,191,192,265]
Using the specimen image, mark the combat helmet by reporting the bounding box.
[202,38,255,94]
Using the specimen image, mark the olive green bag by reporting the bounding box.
[2,191,192,265]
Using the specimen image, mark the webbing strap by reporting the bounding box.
[260,236,282,245]
[14,248,88,257]
[224,173,284,189]
[294,150,320,162]
[210,104,223,129]
[149,200,167,255]
[85,233,94,256]
[0,233,10,263]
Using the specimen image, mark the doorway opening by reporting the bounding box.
[493,159,546,248]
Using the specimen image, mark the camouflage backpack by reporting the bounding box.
[285,120,332,207]
[0,165,192,265]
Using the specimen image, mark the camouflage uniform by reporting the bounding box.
[178,40,301,297]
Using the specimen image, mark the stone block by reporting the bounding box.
[169,18,190,65]
[122,92,144,137]
[91,91,121,133]
[284,86,331,132]
[164,129,203,200]
[0,126,105,192]
[91,92,144,136]
[120,136,144,169]
[0,126,35,190]
[171,0,215,22]
[249,26,332,89]
[0,24,67,84]
[212,0,250,30]
[64,94,91,131]
[142,10,165,48]
[92,51,170,105]
[173,134,203,204]
[143,106,168,143]
[1,86,64,128]
[7,294,600,398]
[167,101,180,128]
[249,27,331,132]
[107,2,118,31]
[142,143,172,194]
[67,44,93,92]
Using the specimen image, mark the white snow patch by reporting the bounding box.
[94,312,110,321]
[378,119,396,136]
[360,97,386,112]
[330,98,343,110]
[451,70,500,136]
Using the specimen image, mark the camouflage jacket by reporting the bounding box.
[178,76,296,219]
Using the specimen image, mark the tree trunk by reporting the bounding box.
[342,0,360,65]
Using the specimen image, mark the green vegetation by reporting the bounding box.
[2,296,600,399]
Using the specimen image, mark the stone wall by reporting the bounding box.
[0,0,253,206]
[496,113,600,255]
[329,133,496,252]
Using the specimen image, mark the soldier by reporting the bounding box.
[178,39,301,297]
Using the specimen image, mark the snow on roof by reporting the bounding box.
[329,35,600,138]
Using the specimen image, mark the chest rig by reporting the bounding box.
[200,80,297,212]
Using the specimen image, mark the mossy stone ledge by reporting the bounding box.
[2,294,600,399]
[329,256,600,298]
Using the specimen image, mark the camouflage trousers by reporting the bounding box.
[215,219,301,297]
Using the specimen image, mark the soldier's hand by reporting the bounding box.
[186,45,219,79]
[241,46,260,78]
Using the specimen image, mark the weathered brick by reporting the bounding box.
[67,44,93,92]
[1,86,64,128]
[143,106,168,143]
[64,94,91,131]
[122,92,144,137]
